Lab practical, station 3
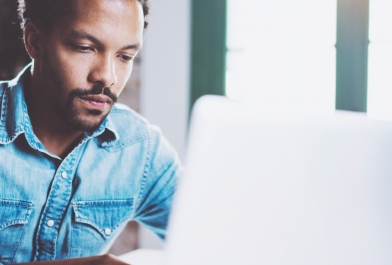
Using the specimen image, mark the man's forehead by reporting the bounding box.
[68,29,142,51]
[55,0,144,45]
[70,0,140,18]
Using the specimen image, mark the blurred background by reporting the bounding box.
[1,0,392,255]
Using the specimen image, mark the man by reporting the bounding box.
[0,0,181,264]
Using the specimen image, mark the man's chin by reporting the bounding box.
[57,101,113,133]
[85,108,108,116]
[66,113,109,133]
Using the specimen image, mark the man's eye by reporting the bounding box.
[119,55,134,62]
[75,45,93,52]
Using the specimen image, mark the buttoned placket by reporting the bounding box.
[33,140,88,261]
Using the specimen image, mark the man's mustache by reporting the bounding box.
[70,85,118,103]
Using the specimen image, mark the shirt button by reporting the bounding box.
[105,228,112,235]
[61,171,68,179]
[47,220,55,227]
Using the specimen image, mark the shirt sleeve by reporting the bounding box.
[132,125,183,240]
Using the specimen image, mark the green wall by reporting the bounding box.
[190,0,227,111]
[336,0,370,112]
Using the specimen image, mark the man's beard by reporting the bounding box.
[56,84,119,133]
[40,50,119,133]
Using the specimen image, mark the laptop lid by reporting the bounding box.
[166,95,392,265]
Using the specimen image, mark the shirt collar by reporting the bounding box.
[0,64,119,145]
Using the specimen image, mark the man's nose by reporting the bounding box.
[89,54,118,88]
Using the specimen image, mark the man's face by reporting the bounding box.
[38,0,144,132]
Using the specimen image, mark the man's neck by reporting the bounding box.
[24,68,84,159]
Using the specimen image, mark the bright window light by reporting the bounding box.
[367,0,392,120]
[226,0,337,114]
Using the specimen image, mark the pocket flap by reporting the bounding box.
[0,199,33,231]
[72,199,133,239]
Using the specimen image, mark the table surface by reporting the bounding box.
[118,249,165,265]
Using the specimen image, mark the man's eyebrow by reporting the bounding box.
[69,29,102,45]
[69,29,141,51]
[121,44,141,51]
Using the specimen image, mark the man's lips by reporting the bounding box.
[79,95,113,110]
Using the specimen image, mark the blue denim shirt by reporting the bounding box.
[0,66,181,264]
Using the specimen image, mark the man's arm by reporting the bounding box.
[18,254,130,265]
[133,125,182,240]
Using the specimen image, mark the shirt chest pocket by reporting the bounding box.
[70,199,133,258]
[0,200,33,265]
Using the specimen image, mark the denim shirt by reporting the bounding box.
[0,66,181,264]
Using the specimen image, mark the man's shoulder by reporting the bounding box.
[110,103,149,130]
[108,103,162,141]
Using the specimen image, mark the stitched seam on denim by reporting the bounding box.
[21,98,42,151]
[72,200,133,206]
[108,108,149,130]
[0,84,7,128]
[0,131,24,145]
[69,219,74,259]
[72,217,122,239]
[10,214,30,264]
[135,136,151,213]
[0,200,33,207]
[34,143,84,259]
[45,146,80,229]
[0,258,11,262]
[0,220,29,231]
[72,200,133,236]
[146,159,177,205]
[100,136,149,153]
[73,217,104,236]
[0,85,28,144]
[110,108,141,116]
[72,203,133,239]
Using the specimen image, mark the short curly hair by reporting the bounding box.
[18,0,149,33]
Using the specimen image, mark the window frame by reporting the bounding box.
[190,0,370,113]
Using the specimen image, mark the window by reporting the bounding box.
[226,0,337,114]
[192,0,391,118]
[367,0,392,120]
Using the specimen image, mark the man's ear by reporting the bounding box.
[24,22,44,60]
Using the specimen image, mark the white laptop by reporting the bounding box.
[122,95,392,264]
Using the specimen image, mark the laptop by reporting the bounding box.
[122,95,392,264]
